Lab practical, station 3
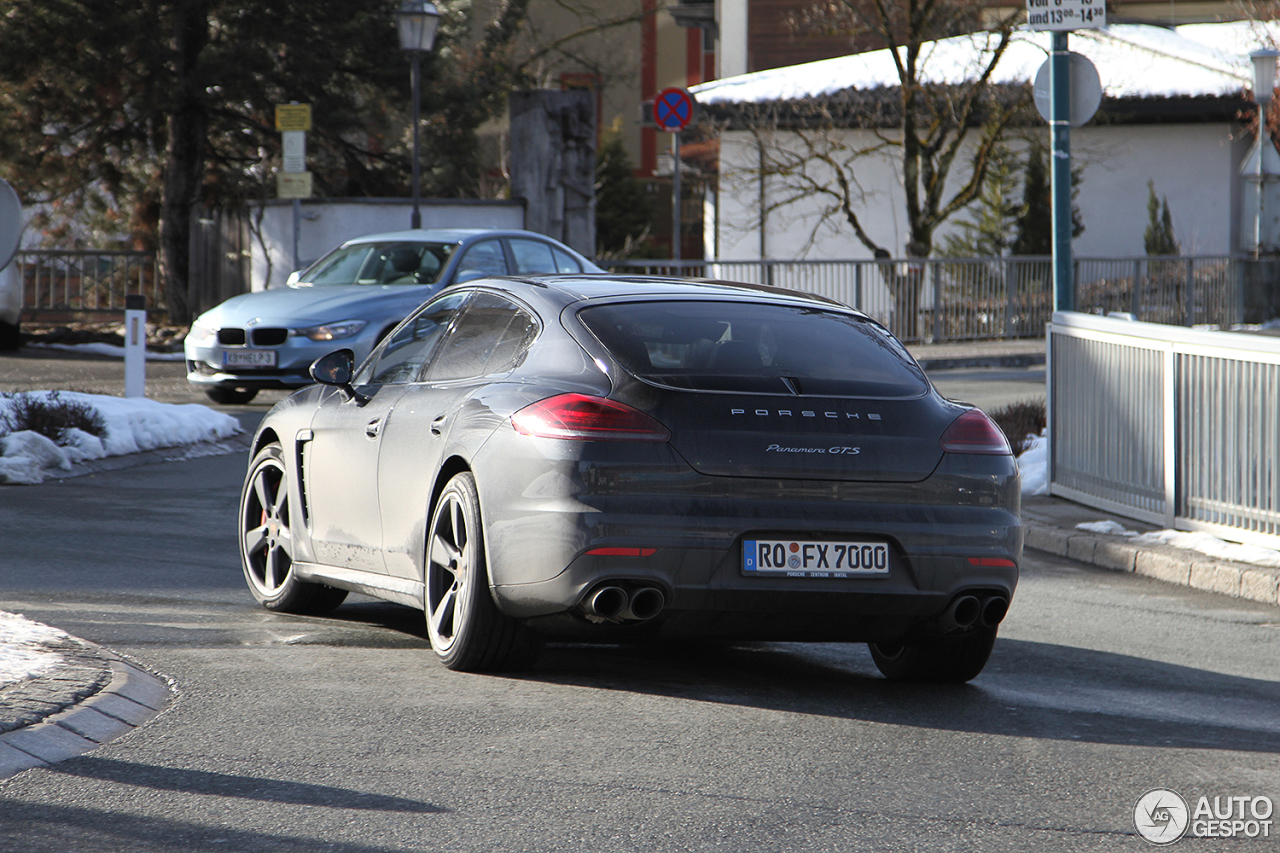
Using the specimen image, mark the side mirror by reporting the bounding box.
[309,350,367,404]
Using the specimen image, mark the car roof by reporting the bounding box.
[340,228,572,248]
[465,274,857,314]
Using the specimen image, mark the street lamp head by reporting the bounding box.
[397,0,441,54]
[1251,48,1280,106]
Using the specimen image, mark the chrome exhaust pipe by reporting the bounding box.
[980,595,1009,627]
[622,587,665,621]
[584,586,628,620]
[938,595,981,633]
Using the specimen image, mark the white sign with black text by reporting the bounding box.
[1026,0,1105,31]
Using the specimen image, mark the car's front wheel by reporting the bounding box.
[868,627,998,683]
[239,442,347,614]
[424,472,541,672]
[207,386,258,405]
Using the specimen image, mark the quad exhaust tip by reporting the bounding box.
[980,595,1009,627]
[583,585,666,622]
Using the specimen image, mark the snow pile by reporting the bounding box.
[0,391,241,485]
[0,611,69,689]
[1017,433,1049,496]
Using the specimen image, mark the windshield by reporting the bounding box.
[299,242,455,286]
[578,300,929,397]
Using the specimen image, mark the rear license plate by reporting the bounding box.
[743,539,889,578]
[223,350,276,368]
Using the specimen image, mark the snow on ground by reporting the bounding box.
[25,341,185,361]
[1076,521,1280,569]
[0,391,240,484]
[0,611,71,689]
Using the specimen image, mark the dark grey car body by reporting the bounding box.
[241,275,1021,678]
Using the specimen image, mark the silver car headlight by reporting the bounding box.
[294,320,369,342]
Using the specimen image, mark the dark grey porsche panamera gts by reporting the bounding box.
[239,275,1021,681]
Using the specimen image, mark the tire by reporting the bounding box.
[239,442,347,614]
[868,626,998,684]
[424,472,541,672]
[0,320,19,351]
[207,386,259,405]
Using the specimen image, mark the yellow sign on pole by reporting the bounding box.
[275,103,312,132]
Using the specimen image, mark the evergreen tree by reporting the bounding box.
[1011,141,1084,255]
[594,118,654,258]
[939,143,1022,257]
[0,0,533,321]
[1144,180,1179,255]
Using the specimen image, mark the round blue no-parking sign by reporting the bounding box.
[653,87,695,132]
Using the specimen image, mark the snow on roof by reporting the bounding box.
[690,22,1280,107]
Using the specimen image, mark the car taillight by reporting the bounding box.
[939,409,1011,455]
[511,394,671,442]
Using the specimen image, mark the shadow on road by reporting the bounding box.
[522,638,1280,754]
[48,756,445,813]
[265,599,1280,755]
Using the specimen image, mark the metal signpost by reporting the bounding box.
[1026,0,1105,312]
[653,87,695,262]
[275,103,313,272]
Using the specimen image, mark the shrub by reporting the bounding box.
[988,399,1045,456]
[0,391,107,444]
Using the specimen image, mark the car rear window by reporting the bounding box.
[304,242,455,286]
[577,300,929,397]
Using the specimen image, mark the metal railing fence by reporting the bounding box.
[1048,311,1280,549]
[607,255,1247,343]
[17,249,160,317]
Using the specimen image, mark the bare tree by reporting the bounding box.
[710,1,1032,336]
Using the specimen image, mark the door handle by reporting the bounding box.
[430,415,447,436]
[365,417,383,438]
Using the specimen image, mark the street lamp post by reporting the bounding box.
[1250,49,1279,256]
[396,0,441,230]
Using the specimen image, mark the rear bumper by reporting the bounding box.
[477,438,1021,639]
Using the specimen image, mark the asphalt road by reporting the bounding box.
[1,429,1278,851]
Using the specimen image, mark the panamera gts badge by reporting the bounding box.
[766,444,861,454]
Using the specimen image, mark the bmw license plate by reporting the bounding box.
[223,350,276,368]
[743,539,889,578]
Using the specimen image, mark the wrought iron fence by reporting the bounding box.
[17,250,160,317]
[1048,311,1280,549]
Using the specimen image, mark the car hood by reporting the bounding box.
[196,284,440,328]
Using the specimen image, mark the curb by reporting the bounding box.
[0,647,172,781]
[1023,519,1280,609]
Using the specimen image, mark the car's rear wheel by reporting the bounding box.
[207,386,258,405]
[425,472,541,672]
[240,442,347,614]
[868,626,998,683]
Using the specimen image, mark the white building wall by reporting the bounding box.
[1071,123,1246,257]
[715,122,1247,260]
